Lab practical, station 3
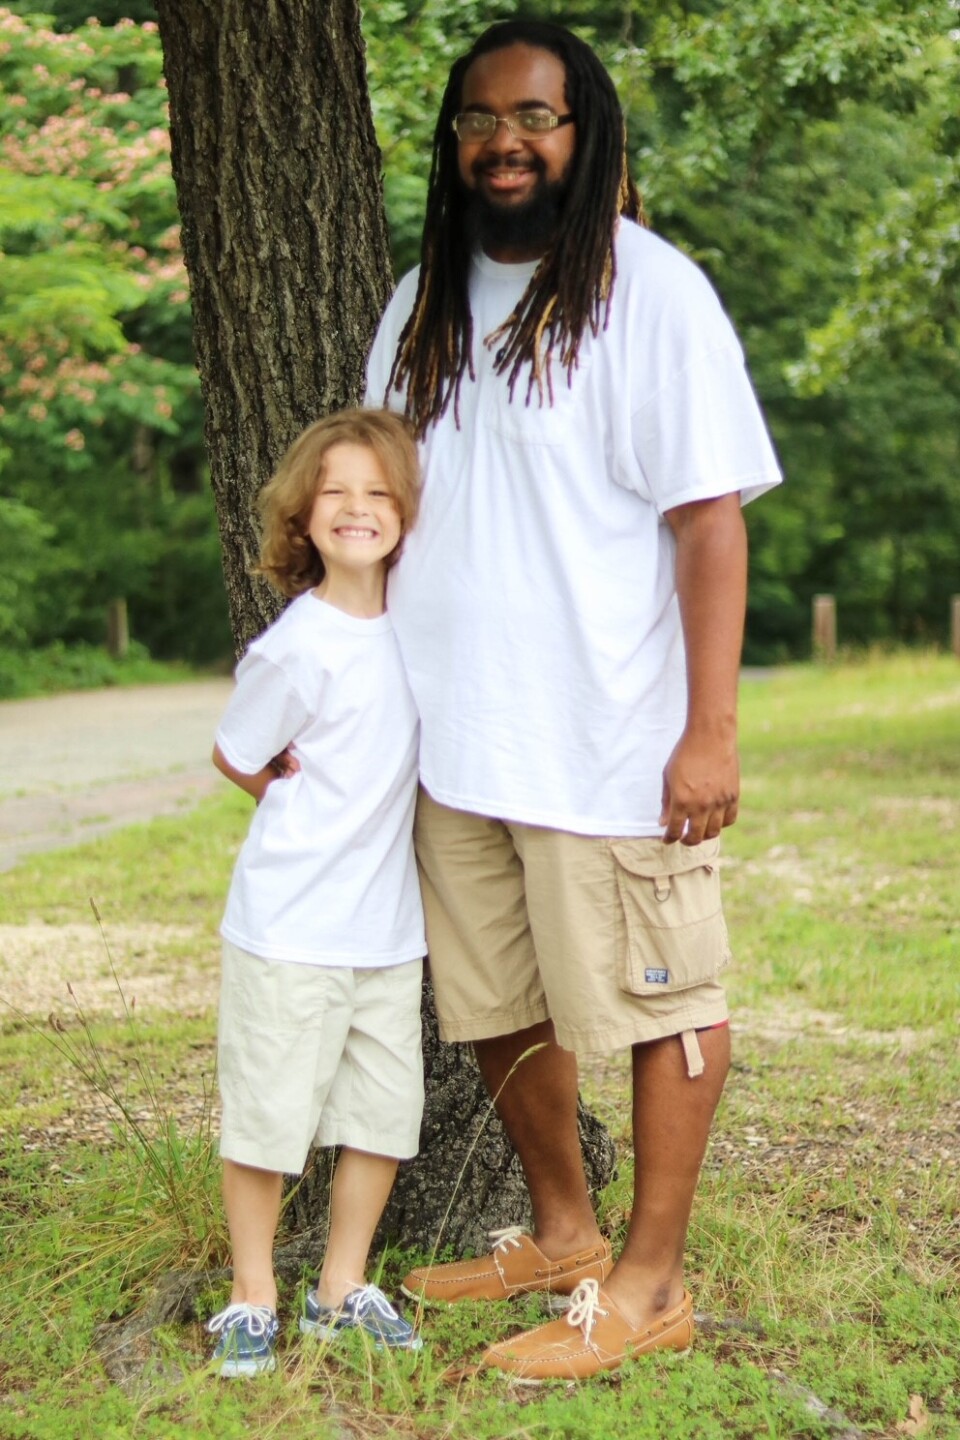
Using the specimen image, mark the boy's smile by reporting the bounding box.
[307,441,402,600]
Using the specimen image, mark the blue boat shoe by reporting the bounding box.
[207,1301,279,1377]
[299,1283,423,1351]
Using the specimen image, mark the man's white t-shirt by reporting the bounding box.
[366,220,783,836]
[216,591,425,966]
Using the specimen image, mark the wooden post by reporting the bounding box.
[812,594,836,662]
[107,598,129,659]
[952,595,960,659]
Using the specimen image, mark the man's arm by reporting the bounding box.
[212,742,280,806]
[661,492,747,845]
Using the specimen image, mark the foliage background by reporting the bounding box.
[1,0,958,677]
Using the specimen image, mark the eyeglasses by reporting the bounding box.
[451,110,575,143]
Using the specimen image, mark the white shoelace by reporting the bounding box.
[207,1301,276,1336]
[488,1225,525,1254]
[565,1278,608,1343]
[348,1284,401,1321]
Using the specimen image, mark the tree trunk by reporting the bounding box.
[155,0,616,1260]
[283,975,617,1259]
[156,0,393,654]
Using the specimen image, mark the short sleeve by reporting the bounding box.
[364,269,421,412]
[215,652,312,776]
[630,344,783,514]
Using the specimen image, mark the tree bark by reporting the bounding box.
[155,0,616,1260]
[156,0,393,654]
[284,975,617,1258]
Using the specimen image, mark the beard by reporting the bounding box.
[461,163,569,255]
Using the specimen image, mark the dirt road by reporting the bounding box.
[0,679,234,872]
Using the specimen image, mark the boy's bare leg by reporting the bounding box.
[316,1148,399,1308]
[603,1025,731,1325]
[472,1019,604,1256]
[222,1158,284,1310]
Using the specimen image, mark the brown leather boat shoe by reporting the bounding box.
[482,1278,694,1380]
[400,1227,613,1305]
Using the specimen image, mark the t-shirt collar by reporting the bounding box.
[472,248,541,283]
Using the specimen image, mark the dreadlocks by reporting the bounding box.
[386,19,645,438]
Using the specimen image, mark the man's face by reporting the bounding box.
[456,43,576,262]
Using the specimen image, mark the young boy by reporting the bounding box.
[206,409,425,1377]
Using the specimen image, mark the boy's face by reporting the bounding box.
[307,442,402,575]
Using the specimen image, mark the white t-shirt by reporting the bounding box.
[366,220,783,836]
[216,591,425,966]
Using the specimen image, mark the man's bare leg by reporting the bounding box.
[602,1024,730,1326]
[473,1018,603,1257]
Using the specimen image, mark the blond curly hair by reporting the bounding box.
[255,409,421,598]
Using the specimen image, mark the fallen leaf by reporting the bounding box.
[896,1394,930,1435]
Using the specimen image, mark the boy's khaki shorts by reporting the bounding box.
[218,941,424,1175]
[414,790,730,1073]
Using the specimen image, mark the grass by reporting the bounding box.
[0,641,206,701]
[1,650,958,1437]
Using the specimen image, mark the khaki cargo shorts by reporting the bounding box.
[414,790,730,1074]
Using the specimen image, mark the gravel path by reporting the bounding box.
[1,680,234,1019]
[0,679,233,872]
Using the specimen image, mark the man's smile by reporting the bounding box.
[475,155,543,197]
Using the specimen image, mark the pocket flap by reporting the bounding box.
[609,837,720,881]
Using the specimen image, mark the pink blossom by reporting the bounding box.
[64,429,85,451]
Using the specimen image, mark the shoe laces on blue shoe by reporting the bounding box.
[300,1283,423,1351]
[207,1301,279,1377]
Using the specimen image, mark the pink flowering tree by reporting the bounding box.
[0,9,228,672]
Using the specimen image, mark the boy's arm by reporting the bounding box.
[212,742,281,806]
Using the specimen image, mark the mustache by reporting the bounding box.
[472,154,546,177]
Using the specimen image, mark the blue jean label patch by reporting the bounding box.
[645,967,669,985]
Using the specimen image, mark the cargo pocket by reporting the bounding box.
[610,839,731,996]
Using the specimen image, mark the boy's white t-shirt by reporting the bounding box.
[366,220,783,837]
[216,591,425,967]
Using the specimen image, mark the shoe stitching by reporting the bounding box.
[491,1291,693,1370]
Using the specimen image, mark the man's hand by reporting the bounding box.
[660,727,739,845]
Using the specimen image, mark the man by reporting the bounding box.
[366,19,782,1381]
